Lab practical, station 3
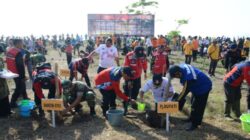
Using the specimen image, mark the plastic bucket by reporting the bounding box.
[137,102,146,112]
[240,114,250,132]
[106,109,124,126]
[18,100,35,117]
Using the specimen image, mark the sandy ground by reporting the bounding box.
[1,47,250,140]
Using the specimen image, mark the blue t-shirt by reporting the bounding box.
[180,64,212,95]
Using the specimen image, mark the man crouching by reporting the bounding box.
[61,80,96,116]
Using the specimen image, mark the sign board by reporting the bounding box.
[60,69,70,77]
[88,14,155,36]
[42,99,64,111]
[157,102,179,113]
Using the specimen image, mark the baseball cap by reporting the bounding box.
[153,74,163,87]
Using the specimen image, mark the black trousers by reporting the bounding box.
[185,55,192,64]
[124,77,141,100]
[69,72,91,87]
[66,54,72,66]
[192,50,198,61]
[97,66,106,74]
[0,96,11,117]
[11,77,28,104]
[208,59,218,75]
[190,92,209,126]
[100,89,116,116]
[224,82,242,117]
[147,46,153,57]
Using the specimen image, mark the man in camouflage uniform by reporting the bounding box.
[61,80,96,116]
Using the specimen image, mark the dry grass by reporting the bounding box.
[1,47,250,140]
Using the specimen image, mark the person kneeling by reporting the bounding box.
[61,80,96,116]
[139,74,176,128]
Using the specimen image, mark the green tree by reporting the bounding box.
[175,19,189,30]
[167,19,189,39]
[125,0,158,14]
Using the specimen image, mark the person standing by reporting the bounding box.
[6,39,28,108]
[207,40,220,76]
[65,39,73,66]
[123,46,147,114]
[169,64,212,131]
[151,45,169,76]
[145,36,153,57]
[223,61,250,119]
[192,36,199,62]
[183,40,194,64]
[88,38,119,73]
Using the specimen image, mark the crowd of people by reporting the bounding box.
[0,34,250,131]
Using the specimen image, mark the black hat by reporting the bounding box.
[168,65,181,78]
[153,74,163,86]
[134,46,145,58]
[122,67,134,77]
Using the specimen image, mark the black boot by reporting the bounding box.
[123,101,128,116]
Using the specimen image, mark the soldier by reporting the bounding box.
[61,80,96,116]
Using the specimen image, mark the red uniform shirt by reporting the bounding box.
[94,67,129,101]
[152,51,168,75]
[124,52,147,80]
[65,45,73,54]
[224,61,250,87]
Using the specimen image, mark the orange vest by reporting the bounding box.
[6,47,20,74]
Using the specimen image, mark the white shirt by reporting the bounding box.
[94,44,118,68]
[145,37,152,47]
[140,77,174,103]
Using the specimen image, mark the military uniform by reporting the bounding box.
[63,81,96,115]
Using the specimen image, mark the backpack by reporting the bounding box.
[34,71,55,89]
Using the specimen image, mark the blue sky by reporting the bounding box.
[0,0,249,37]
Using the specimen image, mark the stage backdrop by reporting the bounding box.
[88,14,154,36]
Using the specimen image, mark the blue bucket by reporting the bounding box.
[106,109,124,126]
[18,100,35,117]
